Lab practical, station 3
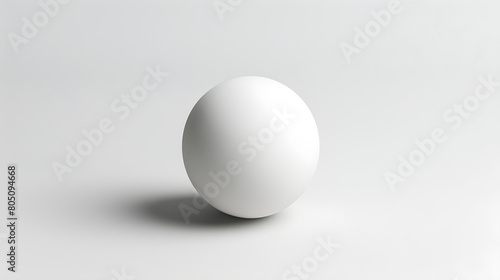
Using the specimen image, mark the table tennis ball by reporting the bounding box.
[182,76,319,218]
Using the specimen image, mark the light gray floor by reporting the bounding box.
[1,1,500,279]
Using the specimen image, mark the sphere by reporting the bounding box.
[182,76,319,218]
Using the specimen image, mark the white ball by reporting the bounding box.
[182,76,319,218]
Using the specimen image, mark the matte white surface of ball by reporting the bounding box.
[182,76,319,218]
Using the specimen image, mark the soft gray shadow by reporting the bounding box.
[133,193,276,228]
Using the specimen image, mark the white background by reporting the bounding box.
[1,0,500,279]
